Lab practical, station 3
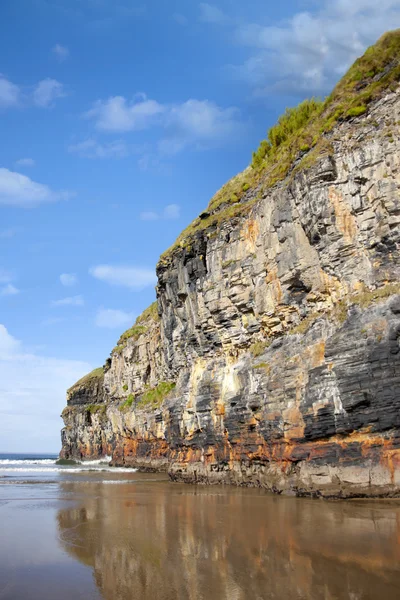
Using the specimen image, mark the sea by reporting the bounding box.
[0,452,137,481]
[1,453,400,600]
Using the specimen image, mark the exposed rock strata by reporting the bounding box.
[61,69,400,498]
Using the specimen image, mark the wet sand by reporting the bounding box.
[1,470,400,599]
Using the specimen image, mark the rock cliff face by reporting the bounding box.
[61,33,400,497]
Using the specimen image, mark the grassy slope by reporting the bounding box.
[159,29,400,263]
[67,367,104,394]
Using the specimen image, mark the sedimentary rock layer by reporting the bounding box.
[61,35,400,498]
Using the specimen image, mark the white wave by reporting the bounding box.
[77,456,112,465]
[0,459,56,465]
[0,467,138,473]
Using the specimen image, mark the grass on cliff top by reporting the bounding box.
[112,301,159,355]
[159,29,400,263]
[67,367,104,394]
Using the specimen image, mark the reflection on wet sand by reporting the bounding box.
[57,477,400,600]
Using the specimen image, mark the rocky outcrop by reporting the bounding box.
[61,32,400,498]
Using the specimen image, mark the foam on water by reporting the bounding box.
[0,459,56,465]
[0,455,136,477]
[0,467,137,473]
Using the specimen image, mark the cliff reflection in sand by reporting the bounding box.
[57,478,400,600]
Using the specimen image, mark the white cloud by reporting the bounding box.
[90,265,156,290]
[15,158,35,168]
[52,295,84,307]
[52,44,69,61]
[199,3,226,24]
[0,75,20,109]
[0,284,19,296]
[229,0,400,95]
[85,94,164,132]
[95,308,135,329]
[0,168,70,208]
[0,324,20,358]
[33,78,66,108]
[85,94,242,152]
[164,204,180,219]
[137,153,170,174]
[0,268,12,283]
[68,138,129,158]
[139,203,181,221]
[42,317,65,326]
[0,323,91,452]
[173,13,188,26]
[140,211,159,221]
[0,228,18,239]
[60,273,77,287]
[159,99,241,154]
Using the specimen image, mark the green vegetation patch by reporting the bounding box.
[136,381,176,411]
[249,340,272,357]
[68,367,104,394]
[346,105,367,118]
[136,301,160,324]
[113,325,147,354]
[86,404,107,417]
[112,302,160,355]
[289,312,324,335]
[291,283,400,331]
[350,283,400,308]
[119,394,135,412]
[252,362,271,375]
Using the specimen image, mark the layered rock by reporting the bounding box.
[61,33,400,497]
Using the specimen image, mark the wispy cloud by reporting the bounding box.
[85,94,243,154]
[89,265,156,290]
[0,75,20,109]
[0,228,18,239]
[0,168,71,208]
[0,284,19,297]
[140,204,180,221]
[0,268,12,283]
[199,3,227,24]
[85,94,164,132]
[41,317,65,326]
[0,323,20,357]
[140,211,159,221]
[95,308,135,329]
[227,0,400,96]
[159,99,242,155]
[51,295,84,307]
[173,13,188,26]
[52,44,69,61]
[0,75,66,110]
[15,158,35,168]
[33,78,66,108]
[60,273,77,287]
[0,323,91,452]
[68,138,129,159]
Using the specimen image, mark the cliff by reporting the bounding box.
[61,31,400,498]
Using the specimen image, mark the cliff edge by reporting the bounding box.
[61,31,400,498]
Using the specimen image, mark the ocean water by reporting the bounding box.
[0,453,137,481]
[1,453,400,600]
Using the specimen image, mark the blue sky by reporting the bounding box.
[1,0,399,452]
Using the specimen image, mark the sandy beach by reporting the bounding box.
[1,455,400,600]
